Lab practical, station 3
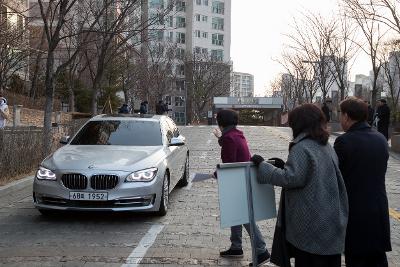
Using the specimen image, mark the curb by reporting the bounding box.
[0,175,34,193]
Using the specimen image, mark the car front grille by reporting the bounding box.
[90,175,119,190]
[61,174,88,190]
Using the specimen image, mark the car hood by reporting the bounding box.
[45,145,163,172]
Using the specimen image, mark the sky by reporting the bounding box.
[231,0,372,96]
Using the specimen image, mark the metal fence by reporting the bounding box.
[0,118,88,182]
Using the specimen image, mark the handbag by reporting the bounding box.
[270,190,291,267]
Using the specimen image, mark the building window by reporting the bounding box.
[176,64,185,75]
[211,49,223,61]
[168,16,173,27]
[204,0,209,5]
[194,47,201,54]
[176,16,185,28]
[202,48,208,55]
[176,1,186,12]
[167,31,173,42]
[165,96,172,105]
[157,30,164,41]
[175,97,184,107]
[202,31,208,38]
[196,0,201,5]
[194,30,201,38]
[195,14,201,21]
[176,48,185,59]
[212,17,224,30]
[212,1,224,14]
[150,0,164,9]
[176,32,185,44]
[212,33,224,46]
[176,80,185,91]
[174,112,185,124]
[202,15,208,22]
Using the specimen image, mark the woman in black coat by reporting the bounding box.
[334,97,391,267]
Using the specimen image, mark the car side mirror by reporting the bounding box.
[169,135,185,146]
[60,136,70,144]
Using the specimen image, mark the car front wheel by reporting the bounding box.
[157,173,169,216]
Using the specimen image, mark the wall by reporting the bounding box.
[6,106,72,127]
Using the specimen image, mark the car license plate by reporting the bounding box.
[69,192,108,201]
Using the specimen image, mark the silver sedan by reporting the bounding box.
[33,114,189,216]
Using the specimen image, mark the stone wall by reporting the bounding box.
[6,106,72,127]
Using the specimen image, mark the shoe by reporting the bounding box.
[219,248,244,258]
[249,250,271,266]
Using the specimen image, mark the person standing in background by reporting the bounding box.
[375,99,391,140]
[322,102,331,122]
[0,95,9,129]
[334,97,391,267]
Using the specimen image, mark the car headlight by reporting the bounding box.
[36,166,57,180]
[125,168,158,182]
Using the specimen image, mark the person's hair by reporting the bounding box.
[340,97,367,122]
[379,99,387,104]
[288,104,329,145]
[216,109,238,128]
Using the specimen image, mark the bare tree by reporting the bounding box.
[380,40,400,120]
[34,0,117,155]
[342,0,387,106]
[185,53,231,123]
[286,12,337,102]
[328,12,358,100]
[0,5,29,93]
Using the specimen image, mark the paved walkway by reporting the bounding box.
[0,126,398,266]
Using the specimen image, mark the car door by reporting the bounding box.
[167,118,187,184]
[163,119,180,188]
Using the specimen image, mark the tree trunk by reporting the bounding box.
[68,84,75,112]
[43,51,55,157]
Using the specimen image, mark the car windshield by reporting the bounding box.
[70,120,162,146]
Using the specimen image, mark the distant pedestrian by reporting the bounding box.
[251,104,348,267]
[139,101,148,114]
[375,99,391,140]
[322,102,331,122]
[0,95,9,129]
[155,100,165,115]
[214,109,271,267]
[366,101,375,126]
[118,103,129,114]
[334,97,391,267]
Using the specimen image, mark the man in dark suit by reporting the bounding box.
[334,97,391,267]
[376,99,391,140]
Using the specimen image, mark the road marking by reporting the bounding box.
[389,208,400,221]
[121,224,164,267]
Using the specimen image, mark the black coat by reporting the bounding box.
[334,122,391,255]
[376,104,391,140]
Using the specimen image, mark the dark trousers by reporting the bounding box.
[288,243,341,267]
[378,124,389,140]
[345,251,388,267]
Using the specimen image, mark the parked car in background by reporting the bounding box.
[33,114,189,216]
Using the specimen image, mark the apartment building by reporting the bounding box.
[146,0,231,124]
[230,72,254,97]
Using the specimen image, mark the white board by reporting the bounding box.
[217,163,277,228]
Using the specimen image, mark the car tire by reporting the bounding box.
[177,154,189,187]
[157,173,169,216]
